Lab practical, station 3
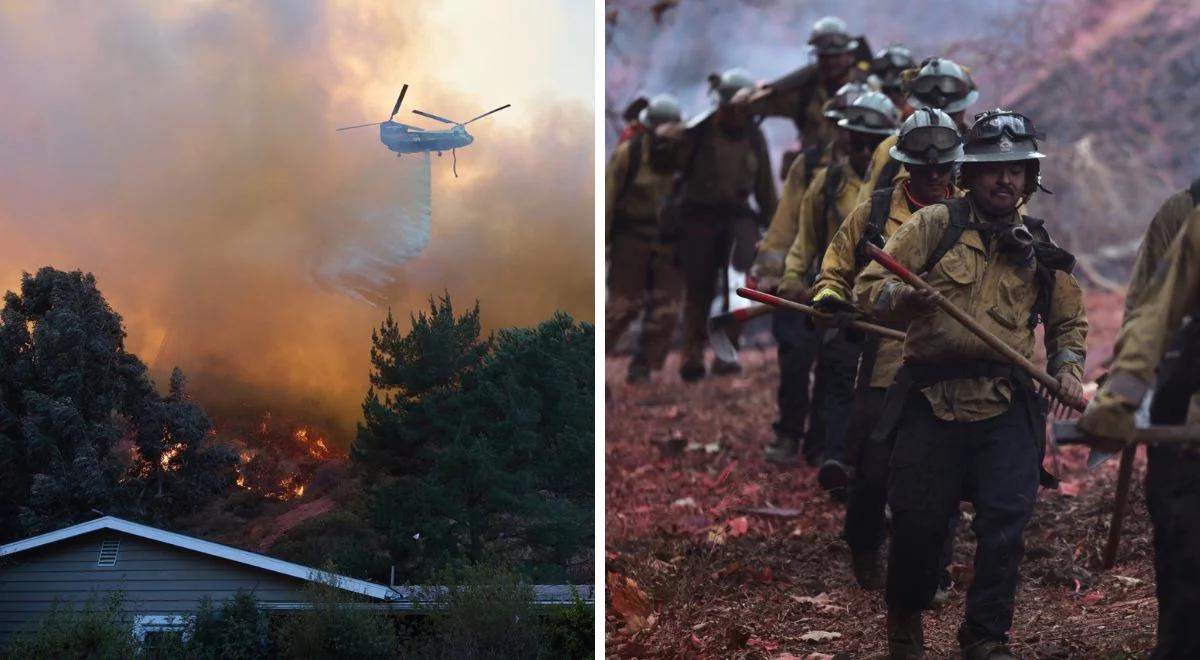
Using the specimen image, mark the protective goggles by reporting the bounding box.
[969,111,1043,142]
[810,33,854,53]
[840,106,894,130]
[909,74,969,98]
[897,125,961,153]
[872,49,914,73]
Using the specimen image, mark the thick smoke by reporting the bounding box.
[0,1,594,442]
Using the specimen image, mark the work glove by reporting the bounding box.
[776,275,811,303]
[891,283,938,316]
[1077,385,1138,453]
[811,287,857,314]
[749,250,786,293]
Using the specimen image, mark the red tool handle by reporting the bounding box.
[864,244,1083,412]
[735,287,906,341]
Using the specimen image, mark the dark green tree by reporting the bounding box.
[0,268,233,539]
[352,295,593,580]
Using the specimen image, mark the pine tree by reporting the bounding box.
[352,296,594,580]
[0,268,233,539]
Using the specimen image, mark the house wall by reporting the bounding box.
[0,529,314,638]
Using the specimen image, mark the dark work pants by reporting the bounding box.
[818,330,861,463]
[1147,385,1200,660]
[844,387,958,577]
[886,393,1039,643]
[771,310,823,453]
[680,216,734,368]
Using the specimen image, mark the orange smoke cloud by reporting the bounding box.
[0,1,595,443]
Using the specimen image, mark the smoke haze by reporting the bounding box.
[0,1,595,441]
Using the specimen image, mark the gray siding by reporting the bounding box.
[0,530,314,637]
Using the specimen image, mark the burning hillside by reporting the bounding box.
[223,411,346,503]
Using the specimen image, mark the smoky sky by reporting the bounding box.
[0,1,594,440]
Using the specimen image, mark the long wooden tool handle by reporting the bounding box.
[728,304,775,323]
[736,287,906,341]
[1102,444,1137,569]
[865,244,1083,412]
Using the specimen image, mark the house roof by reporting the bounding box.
[0,516,593,607]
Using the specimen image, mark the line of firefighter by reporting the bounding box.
[606,14,1197,660]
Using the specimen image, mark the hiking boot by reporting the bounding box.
[764,433,801,464]
[818,459,851,500]
[626,362,651,385]
[851,550,885,591]
[680,360,706,383]
[887,610,923,659]
[959,627,1013,660]
[926,571,952,610]
[710,358,742,376]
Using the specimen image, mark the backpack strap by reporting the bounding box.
[920,197,971,274]
[1190,177,1200,206]
[819,162,845,252]
[874,156,903,192]
[1022,215,1078,329]
[802,144,823,187]
[855,187,893,270]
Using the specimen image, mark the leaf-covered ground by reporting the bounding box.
[605,291,1158,659]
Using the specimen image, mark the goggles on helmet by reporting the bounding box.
[910,74,968,98]
[810,32,854,53]
[841,105,893,130]
[969,111,1042,142]
[898,125,960,154]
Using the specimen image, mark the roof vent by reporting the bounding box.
[98,540,120,567]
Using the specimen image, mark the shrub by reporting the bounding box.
[0,593,138,660]
[271,571,398,659]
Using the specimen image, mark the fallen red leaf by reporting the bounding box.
[711,461,737,489]
[728,516,750,537]
[747,636,780,651]
[1082,590,1104,605]
[757,565,774,583]
[607,572,654,633]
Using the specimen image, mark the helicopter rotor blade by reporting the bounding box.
[412,109,458,125]
[335,121,385,131]
[463,104,511,125]
[390,84,408,120]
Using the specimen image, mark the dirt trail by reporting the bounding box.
[605,291,1156,658]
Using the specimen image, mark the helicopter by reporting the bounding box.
[336,84,510,176]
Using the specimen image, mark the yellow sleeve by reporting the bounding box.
[853,207,944,325]
[759,156,808,255]
[814,201,871,301]
[855,137,899,207]
[605,142,631,243]
[1110,213,1200,388]
[1044,270,1089,381]
[1124,189,1192,314]
[782,168,827,283]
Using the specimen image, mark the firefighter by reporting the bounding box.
[810,108,962,592]
[855,110,1087,659]
[856,57,980,207]
[746,16,870,179]
[749,82,864,464]
[605,94,686,384]
[871,44,918,120]
[1079,200,1200,660]
[675,69,777,382]
[766,92,898,469]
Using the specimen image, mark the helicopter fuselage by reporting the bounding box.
[379,122,474,154]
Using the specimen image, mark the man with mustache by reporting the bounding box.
[855,110,1087,659]
[773,92,899,473]
[809,108,962,594]
[1079,198,1200,659]
[674,69,777,382]
[605,94,686,384]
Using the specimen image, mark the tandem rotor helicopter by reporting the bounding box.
[336,84,510,177]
